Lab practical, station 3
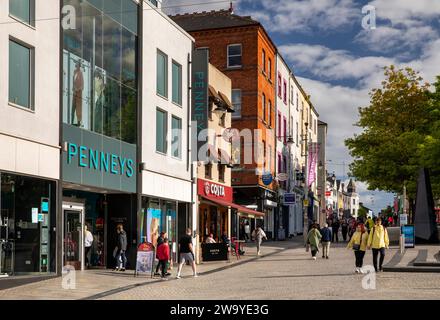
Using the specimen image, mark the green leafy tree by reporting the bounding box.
[418,76,440,197]
[345,66,432,209]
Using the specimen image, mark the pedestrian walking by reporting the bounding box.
[320,223,332,259]
[154,232,167,276]
[252,226,267,256]
[331,219,340,243]
[366,216,374,232]
[367,218,389,272]
[156,238,170,280]
[176,228,198,279]
[307,224,322,260]
[114,224,127,271]
[84,224,94,269]
[341,218,349,241]
[347,223,369,273]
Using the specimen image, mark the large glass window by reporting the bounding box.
[0,173,56,275]
[172,61,182,105]
[157,50,168,98]
[9,39,33,110]
[227,44,242,68]
[156,108,168,154]
[231,89,242,118]
[9,0,34,26]
[62,0,138,144]
[171,116,182,159]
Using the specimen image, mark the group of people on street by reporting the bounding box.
[306,217,390,273]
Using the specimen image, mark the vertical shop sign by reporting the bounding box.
[192,48,209,158]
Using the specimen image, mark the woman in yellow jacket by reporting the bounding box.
[367,217,389,272]
[347,223,369,273]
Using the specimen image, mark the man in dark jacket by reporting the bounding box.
[320,224,332,259]
[115,224,128,271]
[331,219,340,243]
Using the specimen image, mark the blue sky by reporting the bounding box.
[164,0,440,213]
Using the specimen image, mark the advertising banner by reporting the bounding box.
[401,225,415,248]
[135,242,155,277]
[308,143,320,187]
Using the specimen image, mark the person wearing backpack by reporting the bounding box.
[367,218,389,272]
[347,223,369,273]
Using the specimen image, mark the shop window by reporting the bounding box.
[9,0,35,26]
[61,0,138,144]
[0,173,56,275]
[9,39,33,110]
[227,44,242,68]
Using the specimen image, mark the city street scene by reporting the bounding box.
[1,0,440,306]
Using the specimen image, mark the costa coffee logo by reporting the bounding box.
[204,182,225,198]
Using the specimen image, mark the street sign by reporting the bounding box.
[399,214,408,226]
[262,172,273,186]
[303,199,309,207]
[284,193,295,205]
[325,191,331,197]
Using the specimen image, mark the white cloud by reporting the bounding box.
[240,0,359,33]
[280,44,394,85]
[355,0,440,54]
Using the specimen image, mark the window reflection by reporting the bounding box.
[62,0,138,144]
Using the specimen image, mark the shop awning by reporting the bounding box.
[218,91,234,112]
[200,196,265,217]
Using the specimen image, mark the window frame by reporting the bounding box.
[9,0,35,27]
[8,37,34,111]
[171,60,182,106]
[262,49,266,73]
[156,49,168,99]
[231,89,242,119]
[227,44,242,69]
[156,108,168,155]
[262,93,266,123]
[171,115,182,160]
[277,73,282,97]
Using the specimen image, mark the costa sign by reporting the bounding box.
[205,182,225,197]
[198,179,233,202]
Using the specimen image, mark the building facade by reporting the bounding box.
[172,10,277,239]
[1,0,199,279]
[317,121,328,226]
[1,0,60,276]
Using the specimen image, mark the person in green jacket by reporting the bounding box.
[307,224,322,260]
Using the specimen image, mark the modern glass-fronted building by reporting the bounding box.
[61,0,139,270]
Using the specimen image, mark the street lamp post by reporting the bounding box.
[302,123,309,245]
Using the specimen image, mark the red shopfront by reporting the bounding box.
[198,179,233,244]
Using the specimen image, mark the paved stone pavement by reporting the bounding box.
[1,238,440,300]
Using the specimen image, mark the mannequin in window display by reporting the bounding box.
[93,69,105,133]
[71,62,84,127]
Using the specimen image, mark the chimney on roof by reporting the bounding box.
[229,1,234,14]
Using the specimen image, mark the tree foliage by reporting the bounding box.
[345,66,440,199]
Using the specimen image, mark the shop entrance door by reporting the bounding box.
[63,203,85,271]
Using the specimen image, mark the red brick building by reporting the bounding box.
[172,10,278,238]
